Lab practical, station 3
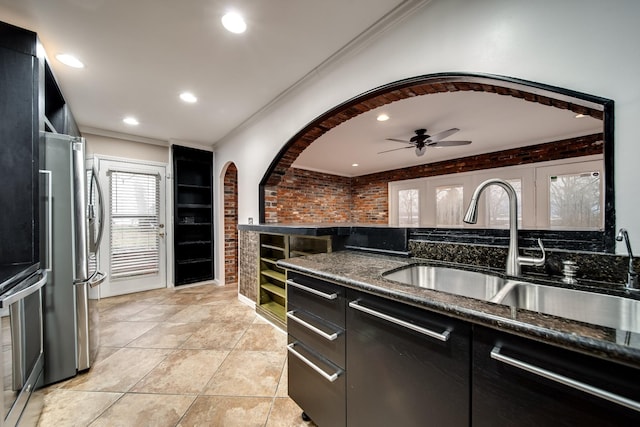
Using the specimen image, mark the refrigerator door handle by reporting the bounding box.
[86,270,107,288]
[39,170,53,271]
[89,167,105,253]
[72,138,89,282]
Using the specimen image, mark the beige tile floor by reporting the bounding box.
[36,284,315,427]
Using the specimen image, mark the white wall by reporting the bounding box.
[214,0,640,277]
[84,133,169,163]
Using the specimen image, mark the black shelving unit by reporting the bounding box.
[172,145,214,285]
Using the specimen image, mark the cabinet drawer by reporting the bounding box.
[287,272,345,328]
[287,338,346,427]
[287,308,345,368]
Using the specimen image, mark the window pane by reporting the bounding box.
[436,185,463,226]
[487,179,522,228]
[109,171,160,278]
[549,172,601,228]
[398,189,419,226]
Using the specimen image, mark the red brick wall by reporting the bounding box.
[271,134,602,224]
[223,163,238,284]
[274,168,352,223]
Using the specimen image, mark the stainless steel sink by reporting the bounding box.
[494,282,640,333]
[383,265,509,301]
[383,264,640,334]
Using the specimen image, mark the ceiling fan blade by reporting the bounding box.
[385,138,413,145]
[377,146,413,154]
[427,127,460,142]
[428,140,472,147]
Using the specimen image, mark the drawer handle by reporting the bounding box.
[287,343,341,383]
[287,280,338,300]
[349,300,450,342]
[490,346,640,413]
[287,311,340,341]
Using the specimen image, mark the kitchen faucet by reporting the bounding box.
[464,178,545,277]
[616,228,638,290]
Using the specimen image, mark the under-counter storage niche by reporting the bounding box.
[256,233,331,327]
[172,145,213,286]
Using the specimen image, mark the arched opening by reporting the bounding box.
[223,162,238,285]
[258,72,615,252]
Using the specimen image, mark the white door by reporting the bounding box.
[97,159,167,297]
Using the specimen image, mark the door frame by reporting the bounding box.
[92,155,172,297]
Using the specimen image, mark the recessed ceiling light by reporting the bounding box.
[377,114,390,122]
[123,116,139,126]
[352,163,359,167]
[222,12,247,34]
[56,53,84,68]
[575,113,586,118]
[180,92,198,103]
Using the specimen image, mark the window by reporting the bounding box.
[486,179,522,228]
[109,170,160,278]
[435,185,463,226]
[388,156,603,230]
[549,172,601,228]
[398,188,420,226]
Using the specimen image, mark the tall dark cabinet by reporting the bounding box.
[0,22,40,280]
[172,145,214,285]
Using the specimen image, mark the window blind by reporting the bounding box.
[109,170,160,279]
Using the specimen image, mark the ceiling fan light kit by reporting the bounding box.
[379,127,472,157]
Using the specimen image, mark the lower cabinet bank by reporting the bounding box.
[286,271,640,427]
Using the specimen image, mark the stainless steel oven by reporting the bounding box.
[0,270,46,427]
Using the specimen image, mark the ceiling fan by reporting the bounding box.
[379,128,472,157]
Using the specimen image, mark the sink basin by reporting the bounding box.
[495,282,640,333]
[383,265,509,301]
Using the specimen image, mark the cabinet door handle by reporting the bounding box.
[287,280,338,300]
[287,343,342,383]
[490,346,640,413]
[287,311,340,341]
[348,300,450,342]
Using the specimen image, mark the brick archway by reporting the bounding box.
[223,163,238,285]
[259,72,610,223]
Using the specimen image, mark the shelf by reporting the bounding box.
[261,257,279,266]
[177,240,212,245]
[177,183,211,190]
[261,269,285,282]
[261,243,285,251]
[290,250,314,257]
[261,283,286,299]
[176,257,212,265]
[177,204,212,209]
[260,301,285,321]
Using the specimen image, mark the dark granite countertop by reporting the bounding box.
[237,223,401,235]
[278,250,640,368]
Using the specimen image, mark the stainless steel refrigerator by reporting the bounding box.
[41,132,106,385]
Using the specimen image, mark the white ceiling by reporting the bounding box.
[293,91,603,177]
[0,0,603,178]
[0,0,406,145]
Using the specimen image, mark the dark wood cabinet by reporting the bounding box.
[287,271,346,427]
[472,325,640,426]
[346,289,471,427]
[0,22,40,279]
[172,145,213,285]
[43,61,79,136]
[285,267,640,426]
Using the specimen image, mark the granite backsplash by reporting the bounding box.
[409,239,639,289]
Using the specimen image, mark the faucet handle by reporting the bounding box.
[519,238,546,267]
